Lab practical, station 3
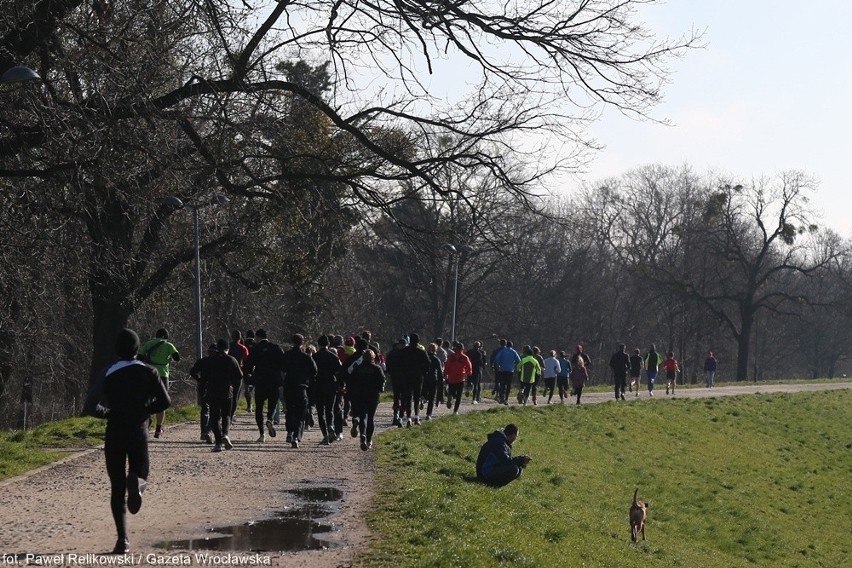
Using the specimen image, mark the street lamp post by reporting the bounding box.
[162,195,228,360]
[443,243,459,343]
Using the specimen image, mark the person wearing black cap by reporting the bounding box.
[313,334,342,444]
[83,328,171,554]
[609,343,630,401]
[189,343,218,444]
[138,328,180,438]
[243,330,256,412]
[281,334,317,448]
[396,333,430,426]
[244,329,286,442]
[198,339,243,451]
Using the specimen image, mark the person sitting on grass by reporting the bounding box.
[475,423,531,487]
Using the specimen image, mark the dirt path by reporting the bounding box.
[0,382,849,567]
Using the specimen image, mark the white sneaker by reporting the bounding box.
[649,392,654,397]
[472,400,478,405]
[406,418,412,428]
[223,436,233,450]
[257,433,266,442]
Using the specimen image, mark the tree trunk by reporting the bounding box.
[735,310,753,381]
[88,291,133,387]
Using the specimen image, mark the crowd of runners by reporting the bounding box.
[82,326,719,553]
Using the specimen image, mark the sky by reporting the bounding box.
[573,1,852,235]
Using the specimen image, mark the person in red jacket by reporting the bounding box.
[663,352,680,395]
[444,341,472,414]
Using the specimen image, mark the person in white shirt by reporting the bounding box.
[541,350,562,403]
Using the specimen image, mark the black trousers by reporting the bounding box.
[496,371,514,401]
[254,385,279,434]
[468,371,482,401]
[229,379,242,419]
[401,376,423,418]
[448,382,464,412]
[421,378,438,416]
[105,425,149,540]
[354,394,380,442]
[285,387,308,441]
[197,383,210,435]
[209,397,231,443]
[614,374,628,398]
[333,390,346,436]
[315,388,337,439]
[480,464,522,487]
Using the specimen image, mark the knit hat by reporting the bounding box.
[116,328,140,359]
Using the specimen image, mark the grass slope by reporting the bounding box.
[363,391,852,567]
[0,405,199,480]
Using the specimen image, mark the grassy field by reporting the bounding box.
[362,390,852,567]
[0,404,200,480]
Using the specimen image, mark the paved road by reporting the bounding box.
[0,381,848,567]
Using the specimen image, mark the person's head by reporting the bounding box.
[634,348,640,355]
[363,349,375,363]
[576,343,584,352]
[453,341,464,351]
[558,350,566,358]
[434,337,443,346]
[504,423,519,444]
[345,336,356,347]
[231,329,242,341]
[649,343,656,352]
[532,346,541,355]
[115,328,140,359]
[246,330,255,339]
[332,335,344,348]
[523,345,532,356]
[410,333,420,346]
[216,338,229,353]
[397,337,408,348]
[441,339,449,349]
[355,338,369,351]
[506,340,513,348]
[499,338,507,347]
[619,343,626,352]
[667,351,674,357]
[317,334,329,348]
[474,341,482,349]
[361,330,372,342]
[292,333,304,347]
[156,328,169,339]
[255,328,267,340]
[708,350,714,357]
[306,345,316,355]
[428,342,438,354]
[549,350,556,357]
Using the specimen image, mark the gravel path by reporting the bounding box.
[0,381,848,567]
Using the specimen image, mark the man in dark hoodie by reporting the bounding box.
[83,328,171,554]
[609,343,630,401]
[475,423,531,487]
[397,333,430,426]
[281,334,318,449]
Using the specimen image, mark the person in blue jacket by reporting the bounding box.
[475,423,531,487]
[493,341,521,405]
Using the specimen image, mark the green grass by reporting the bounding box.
[362,390,852,567]
[0,404,200,481]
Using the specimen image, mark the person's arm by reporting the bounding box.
[82,369,109,419]
[146,371,172,415]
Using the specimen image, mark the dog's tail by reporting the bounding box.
[633,487,639,504]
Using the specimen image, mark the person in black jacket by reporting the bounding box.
[609,343,630,401]
[189,344,217,444]
[313,334,342,444]
[346,349,385,450]
[281,334,317,448]
[475,423,531,487]
[397,333,430,427]
[465,341,486,403]
[244,329,286,442]
[422,343,443,420]
[83,328,171,554]
[193,339,243,452]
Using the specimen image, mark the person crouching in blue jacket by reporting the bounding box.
[475,423,531,487]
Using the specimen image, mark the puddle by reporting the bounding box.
[155,486,343,552]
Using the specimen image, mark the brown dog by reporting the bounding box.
[629,487,648,542]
